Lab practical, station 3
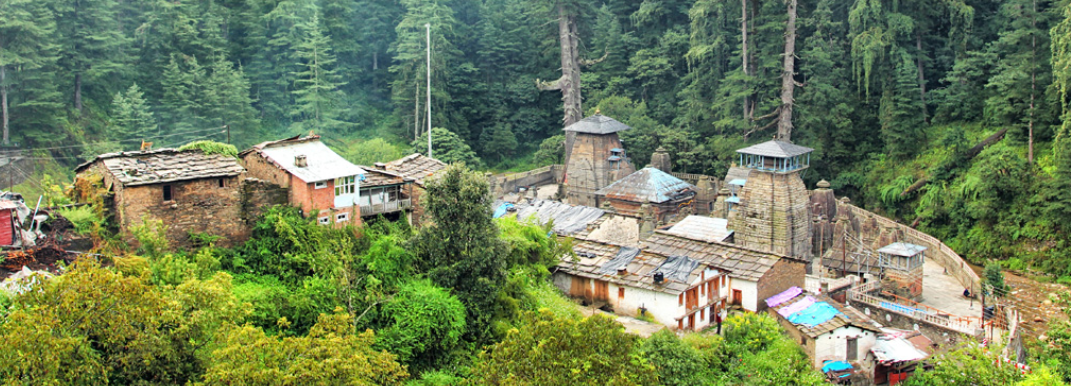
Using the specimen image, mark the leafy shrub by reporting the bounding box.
[55,205,102,235]
[376,279,467,373]
[232,274,293,331]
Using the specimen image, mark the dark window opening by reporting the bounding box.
[163,185,173,201]
[218,178,225,188]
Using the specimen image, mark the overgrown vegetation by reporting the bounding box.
[177,140,239,158]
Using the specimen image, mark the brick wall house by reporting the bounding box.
[240,135,365,227]
[74,149,248,248]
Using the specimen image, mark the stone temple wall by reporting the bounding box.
[728,171,812,260]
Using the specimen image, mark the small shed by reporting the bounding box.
[868,333,931,385]
[767,289,882,368]
[877,242,927,299]
[0,201,19,246]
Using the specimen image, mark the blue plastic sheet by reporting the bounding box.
[493,203,514,219]
[786,302,841,327]
[822,361,853,373]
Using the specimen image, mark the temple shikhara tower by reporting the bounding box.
[726,140,813,262]
[562,114,635,206]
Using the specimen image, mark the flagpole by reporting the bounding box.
[426,23,432,159]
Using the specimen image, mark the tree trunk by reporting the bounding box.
[75,72,83,113]
[916,33,929,122]
[741,0,749,120]
[414,80,420,141]
[1,64,8,145]
[776,0,797,141]
[537,4,584,166]
[1029,0,1037,165]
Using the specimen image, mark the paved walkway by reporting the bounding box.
[919,258,979,318]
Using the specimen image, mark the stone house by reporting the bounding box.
[554,237,730,331]
[353,167,415,219]
[74,148,247,247]
[240,135,366,227]
[766,288,882,368]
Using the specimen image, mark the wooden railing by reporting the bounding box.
[360,199,412,217]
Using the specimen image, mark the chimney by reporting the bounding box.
[295,155,308,167]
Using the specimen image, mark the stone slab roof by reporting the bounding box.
[358,167,407,188]
[560,238,698,295]
[563,114,631,135]
[76,149,244,187]
[877,242,927,257]
[736,140,814,158]
[244,136,365,183]
[642,232,786,281]
[770,293,881,338]
[383,153,447,185]
[596,167,695,204]
[664,216,733,243]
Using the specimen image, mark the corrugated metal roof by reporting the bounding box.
[871,337,929,363]
[77,149,244,186]
[563,114,631,134]
[256,139,366,183]
[664,216,733,243]
[596,167,695,204]
[512,199,605,235]
[736,140,814,158]
[877,242,927,257]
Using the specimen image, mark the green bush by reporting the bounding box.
[54,206,102,235]
[178,140,238,158]
[376,279,467,374]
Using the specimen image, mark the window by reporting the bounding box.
[678,293,684,306]
[314,181,328,189]
[318,216,330,225]
[618,287,625,299]
[335,176,356,196]
[336,212,349,223]
[162,185,173,202]
[847,337,858,360]
[218,178,226,188]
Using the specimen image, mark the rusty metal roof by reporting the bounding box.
[76,149,244,187]
[736,140,813,158]
[563,114,631,134]
[596,167,695,204]
[383,153,447,185]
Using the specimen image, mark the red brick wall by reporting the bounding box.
[240,152,291,188]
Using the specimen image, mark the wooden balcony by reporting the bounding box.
[360,199,412,217]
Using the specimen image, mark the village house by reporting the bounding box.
[74,148,247,247]
[554,237,730,331]
[353,167,415,219]
[765,287,882,369]
[240,135,366,226]
[867,331,933,385]
[381,153,447,225]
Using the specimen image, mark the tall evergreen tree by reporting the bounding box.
[109,83,157,141]
[52,0,129,113]
[290,13,347,134]
[0,0,59,145]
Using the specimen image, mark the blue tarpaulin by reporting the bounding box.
[493,203,514,219]
[879,302,933,315]
[821,361,853,373]
[787,302,842,327]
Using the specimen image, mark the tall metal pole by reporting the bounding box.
[426,23,432,159]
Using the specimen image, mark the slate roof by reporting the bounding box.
[384,153,447,185]
[358,167,407,188]
[664,216,733,243]
[877,242,927,257]
[642,232,787,281]
[243,135,365,183]
[736,140,814,158]
[596,167,695,204]
[561,238,702,295]
[770,293,881,338]
[76,149,244,187]
[563,114,631,134]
